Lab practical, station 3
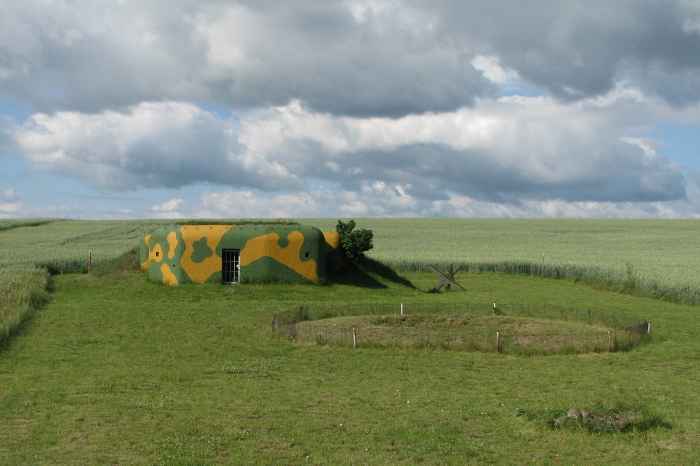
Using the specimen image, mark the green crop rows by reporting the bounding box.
[325,218,700,288]
[310,218,700,304]
[0,220,167,272]
[2,218,700,303]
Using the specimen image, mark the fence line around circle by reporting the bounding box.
[271,302,651,355]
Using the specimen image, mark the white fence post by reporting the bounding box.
[352,327,357,349]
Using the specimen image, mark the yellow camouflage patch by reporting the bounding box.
[140,234,154,271]
[323,231,340,249]
[160,264,178,286]
[141,224,336,285]
[241,231,318,283]
[167,231,178,260]
[180,225,234,284]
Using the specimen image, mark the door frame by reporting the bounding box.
[221,248,241,284]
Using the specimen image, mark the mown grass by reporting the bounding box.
[1,218,697,463]
[381,259,700,306]
[1,268,699,464]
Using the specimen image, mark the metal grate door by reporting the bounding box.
[222,249,240,284]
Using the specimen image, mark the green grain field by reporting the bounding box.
[3,218,700,289]
[313,219,700,291]
[1,219,700,464]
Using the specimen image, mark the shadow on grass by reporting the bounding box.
[359,256,416,289]
[329,262,387,289]
[91,248,140,276]
[329,256,417,289]
[0,310,41,353]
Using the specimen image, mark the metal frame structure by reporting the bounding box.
[222,249,240,284]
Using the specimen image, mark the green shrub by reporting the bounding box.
[336,219,373,261]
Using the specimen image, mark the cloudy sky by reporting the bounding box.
[1,0,700,219]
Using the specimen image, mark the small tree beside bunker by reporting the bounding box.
[336,219,373,261]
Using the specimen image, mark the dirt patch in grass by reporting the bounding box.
[293,314,623,354]
[518,403,672,433]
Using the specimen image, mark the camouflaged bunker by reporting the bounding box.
[139,223,340,286]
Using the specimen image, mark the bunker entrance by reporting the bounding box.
[222,249,240,284]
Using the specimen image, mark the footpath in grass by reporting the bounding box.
[1,270,699,464]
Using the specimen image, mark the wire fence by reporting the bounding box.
[272,302,651,355]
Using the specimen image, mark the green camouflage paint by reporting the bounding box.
[139,224,340,286]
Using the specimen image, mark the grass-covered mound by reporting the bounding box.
[292,314,631,354]
[519,402,672,434]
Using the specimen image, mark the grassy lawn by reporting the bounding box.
[1,269,699,464]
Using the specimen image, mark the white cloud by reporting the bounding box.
[1,188,17,200]
[198,180,420,219]
[13,102,295,191]
[0,187,21,216]
[194,173,700,219]
[6,1,700,116]
[0,204,21,215]
[200,191,322,219]
[2,1,700,219]
[471,55,519,84]
[238,95,686,203]
[151,198,184,213]
[0,0,492,116]
[11,90,689,209]
[151,198,184,218]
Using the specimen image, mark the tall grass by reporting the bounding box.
[0,267,50,344]
[0,219,57,232]
[0,220,167,270]
[306,218,700,293]
[386,259,700,305]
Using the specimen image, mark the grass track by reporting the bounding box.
[1,270,699,464]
